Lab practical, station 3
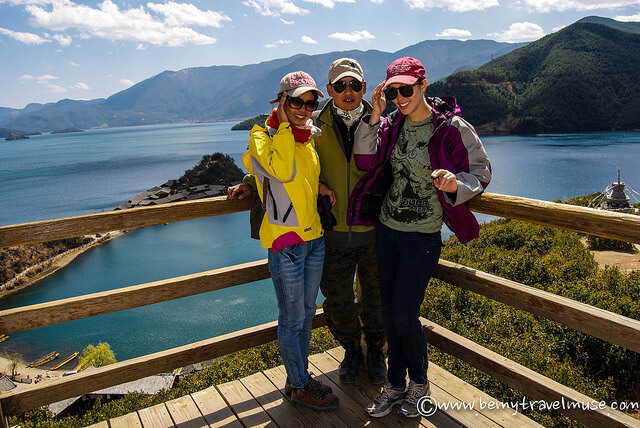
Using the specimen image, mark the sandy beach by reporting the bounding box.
[0,354,70,391]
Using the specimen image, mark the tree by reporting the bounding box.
[4,352,23,378]
[78,342,116,370]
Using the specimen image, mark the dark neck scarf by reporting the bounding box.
[268,110,312,143]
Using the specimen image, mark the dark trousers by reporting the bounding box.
[376,222,441,388]
[320,242,386,350]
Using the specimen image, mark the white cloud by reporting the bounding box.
[0,27,49,44]
[522,0,640,13]
[243,0,309,16]
[328,30,375,42]
[37,74,58,81]
[23,73,67,93]
[74,82,91,89]
[52,33,71,46]
[615,13,640,21]
[487,22,546,42]
[301,0,355,7]
[301,35,317,44]
[118,79,135,87]
[405,0,498,13]
[370,0,384,3]
[436,28,472,38]
[146,1,231,27]
[69,61,80,67]
[22,0,223,46]
[136,44,147,50]
[264,39,291,48]
[280,18,294,24]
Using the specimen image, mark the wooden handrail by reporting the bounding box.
[0,260,270,334]
[434,260,640,354]
[467,193,640,244]
[1,192,639,249]
[0,311,325,415]
[423,317,639,428]
[0,195,252,248]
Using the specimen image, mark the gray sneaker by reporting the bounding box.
[399,380,431,417]
[365,382,406,418]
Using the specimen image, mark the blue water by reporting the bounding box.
[1,123,639,363]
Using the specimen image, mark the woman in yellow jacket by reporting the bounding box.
[243,71,339,411]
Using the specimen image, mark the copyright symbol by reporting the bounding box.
[418,395,437,417]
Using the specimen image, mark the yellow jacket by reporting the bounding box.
[242,122,323,249]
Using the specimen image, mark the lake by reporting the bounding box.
[1,123,639,363]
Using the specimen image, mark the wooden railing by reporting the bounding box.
[0,193,639,427]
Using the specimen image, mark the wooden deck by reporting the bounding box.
[88,347,542,428]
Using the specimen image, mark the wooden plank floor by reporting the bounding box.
[91,347,543,428]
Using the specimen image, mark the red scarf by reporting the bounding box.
[268,110,312,143]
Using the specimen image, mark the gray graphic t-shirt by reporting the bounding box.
[380,115,443,233]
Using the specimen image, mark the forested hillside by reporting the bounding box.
[427,22,640,134]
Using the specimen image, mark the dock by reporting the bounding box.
[86,347,542,428]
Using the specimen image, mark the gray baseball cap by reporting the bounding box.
[328,58,364,84]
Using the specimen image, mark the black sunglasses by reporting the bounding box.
[332,79,363,93]
[383,82,419,101]
[287,97,319,112]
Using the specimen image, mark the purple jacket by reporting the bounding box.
[350,96,491,244]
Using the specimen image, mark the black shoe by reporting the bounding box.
[339,345,363,383]
[366,346,387,385]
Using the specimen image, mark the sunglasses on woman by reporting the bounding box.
[287,97,319,112]
[383,82,419,101]
[332,79,363,93]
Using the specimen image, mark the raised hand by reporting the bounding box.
[276,92,289,124]
[369,81,387,125]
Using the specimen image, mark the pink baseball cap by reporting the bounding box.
[384,57,426,89]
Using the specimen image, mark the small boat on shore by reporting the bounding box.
[27,351,59,368]
[51,352,79,370]
[0,334,8,343]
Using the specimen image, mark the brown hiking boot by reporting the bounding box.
[284,373,332,396]
[291,380,339,411]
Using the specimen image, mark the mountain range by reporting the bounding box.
[1,39,525,134]
[2,16,639,136]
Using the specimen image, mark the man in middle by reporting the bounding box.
[312,58,387,385]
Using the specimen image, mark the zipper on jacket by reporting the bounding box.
[282,203,293,223]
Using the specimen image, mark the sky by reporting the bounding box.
[0,0,639,110]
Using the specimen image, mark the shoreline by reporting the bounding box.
[0,231,125,301]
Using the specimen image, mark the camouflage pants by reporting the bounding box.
[320,242,386,349]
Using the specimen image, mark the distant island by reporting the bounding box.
[51,128,84,134]
[231,114,269,131]
[5,132,29,141]
[1,127,40,140]
[117,152,245,209]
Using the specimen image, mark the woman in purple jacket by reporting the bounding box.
[353,57,491,418]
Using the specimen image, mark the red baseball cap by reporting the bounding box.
[384,57,426,89]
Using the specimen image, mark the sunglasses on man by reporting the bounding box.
[383,82,419,101]
[287,97,319,112]
[332,79,363,94]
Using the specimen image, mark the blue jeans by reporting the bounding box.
[376,223,441,388]
[268,237,325,390]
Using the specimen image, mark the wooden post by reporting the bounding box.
[0,402,8,428]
